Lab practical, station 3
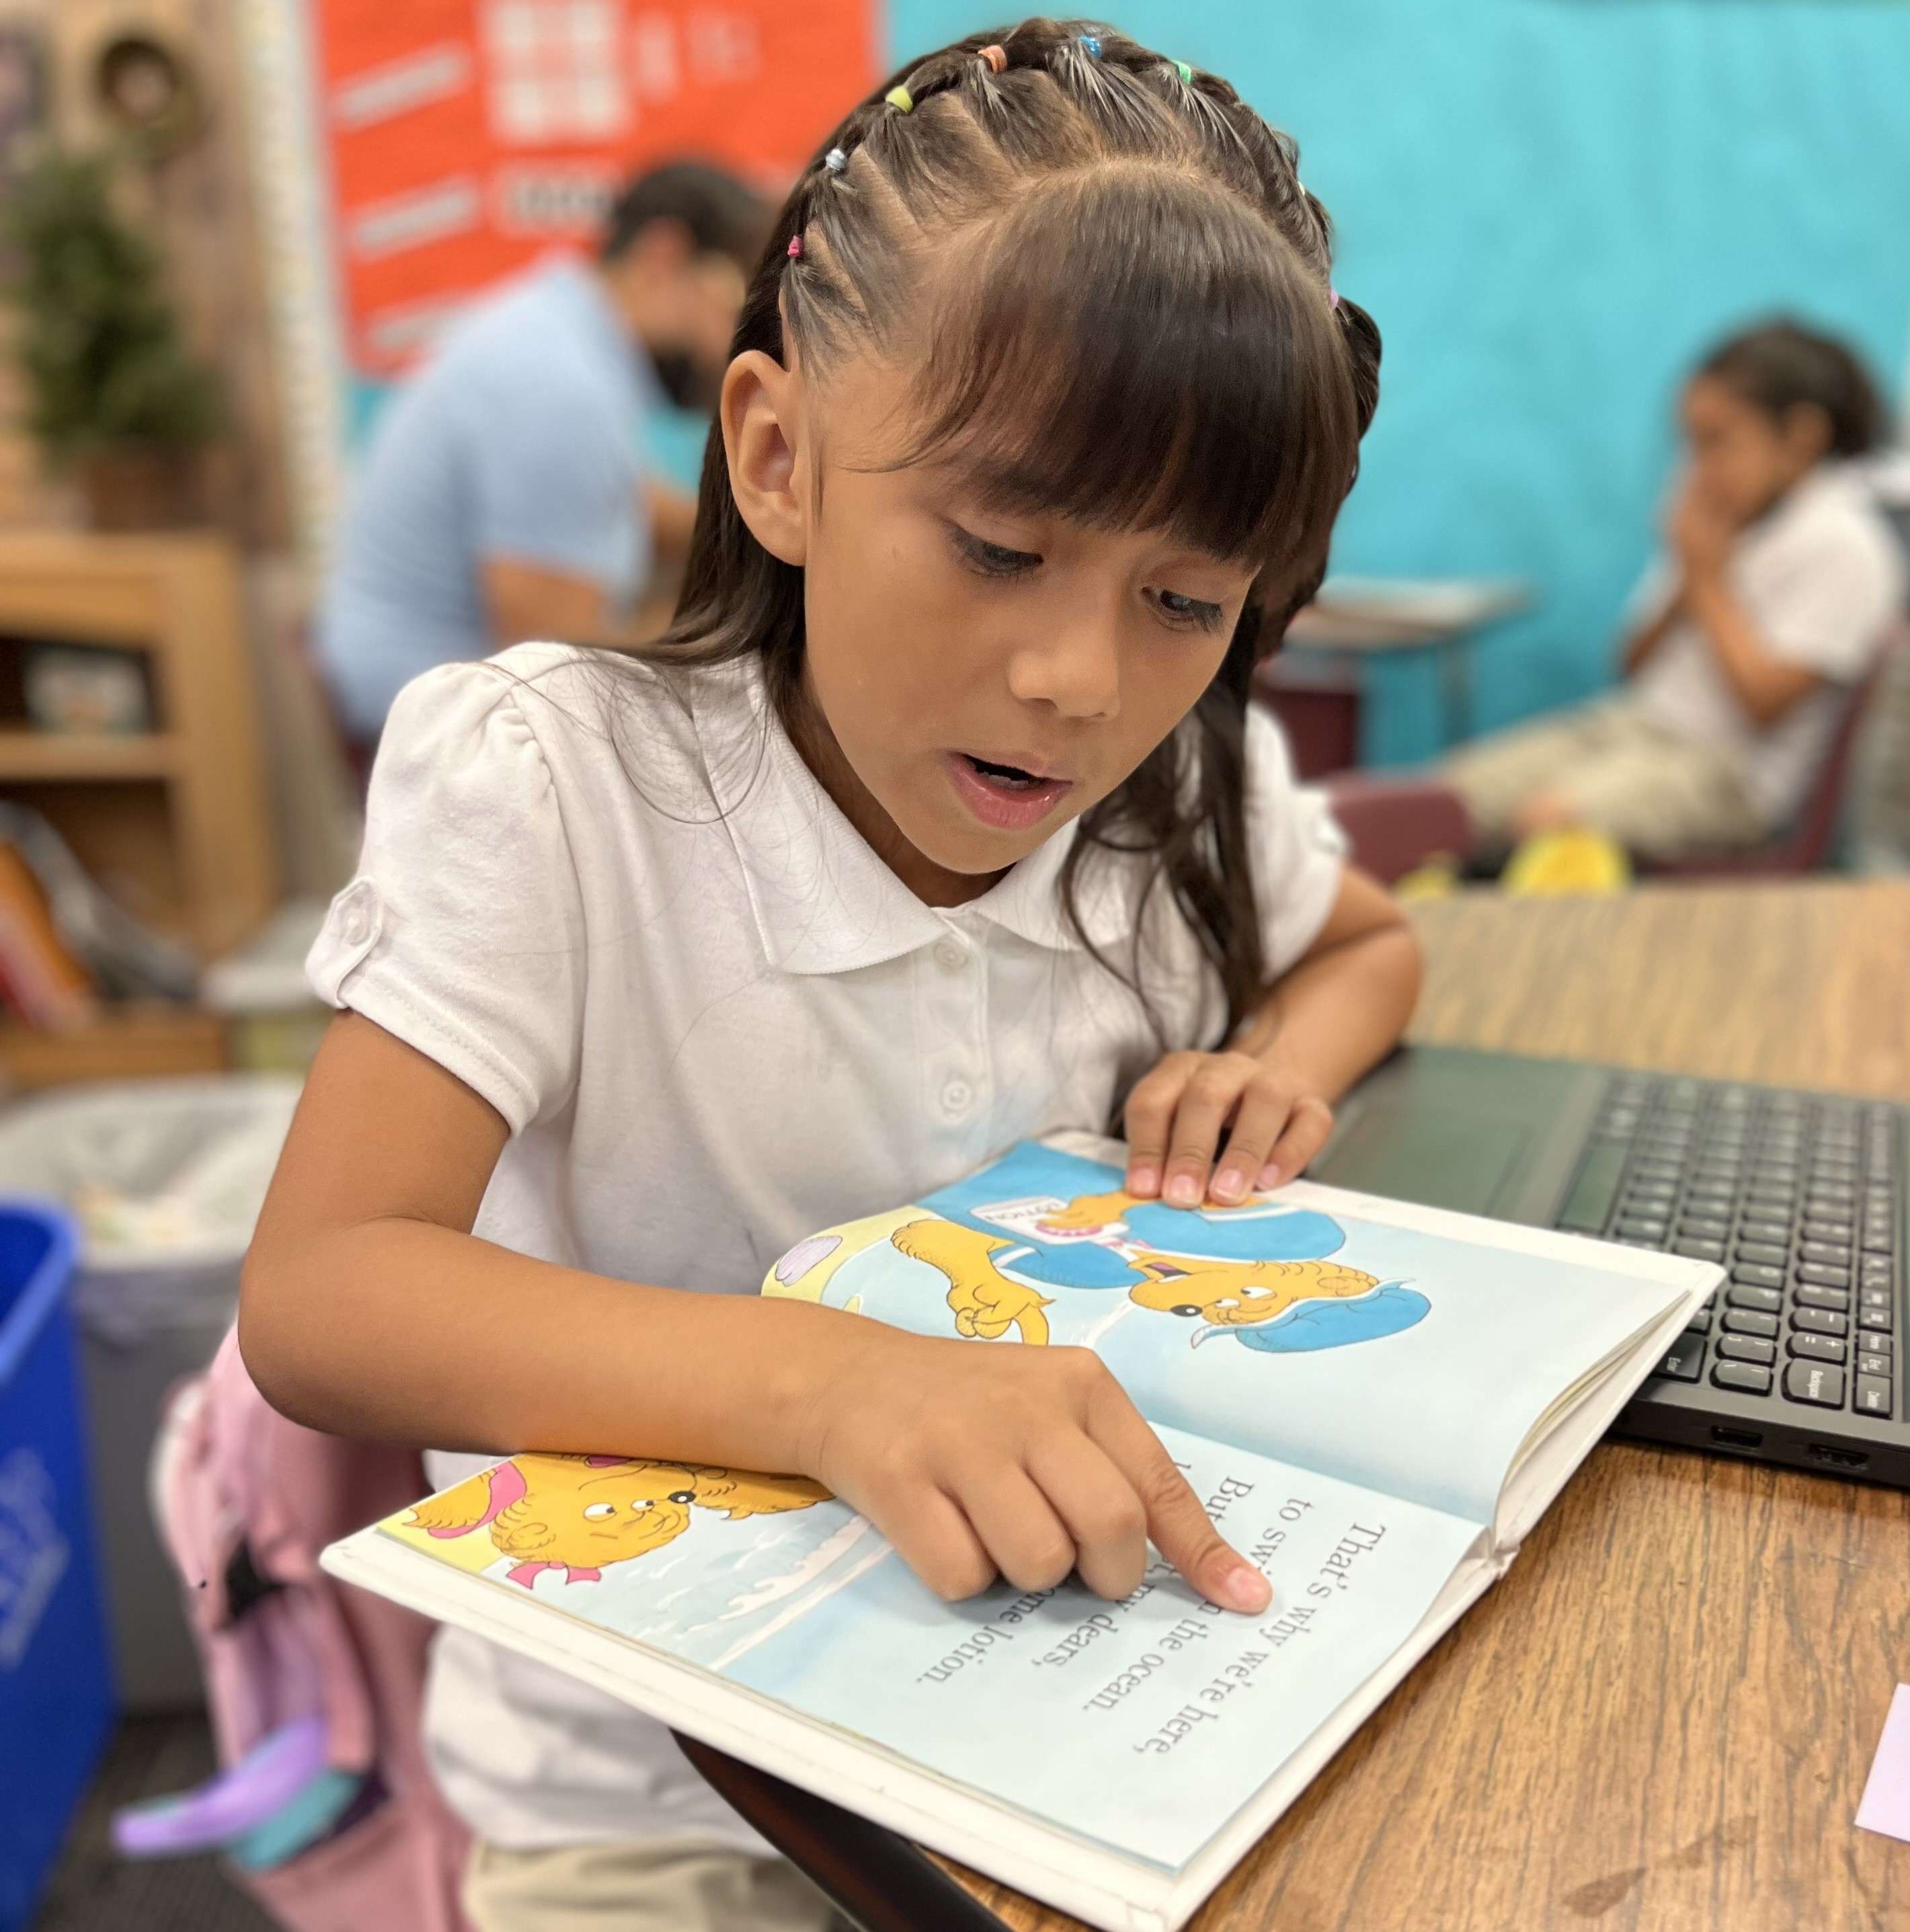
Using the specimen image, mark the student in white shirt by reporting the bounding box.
[1447,319,1906,862]
[242,23,1421,1932]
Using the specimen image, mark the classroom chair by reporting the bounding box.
[1321,774,1472,885]
[1643,643,1897,880]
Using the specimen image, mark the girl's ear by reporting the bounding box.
[721,349,808,567]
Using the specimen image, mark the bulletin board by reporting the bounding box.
[234,0,876,561]
[312,1,875,380]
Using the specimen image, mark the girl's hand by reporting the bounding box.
[796,1324,1272,1613]
[1666,475,1735,583]
[1123,1050,1333,1207]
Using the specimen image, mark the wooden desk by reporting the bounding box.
[693,881,1910,1932]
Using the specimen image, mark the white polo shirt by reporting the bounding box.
[307,641,1347,1851]
[1630,463,1907,826]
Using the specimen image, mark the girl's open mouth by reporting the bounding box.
[943,753,1075,832]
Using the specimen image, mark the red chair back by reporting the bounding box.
[1322,776,1471,885]
[1648,642,1897,879]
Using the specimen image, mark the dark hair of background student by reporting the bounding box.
[600,160,771,269]
[1695,317,1884,460]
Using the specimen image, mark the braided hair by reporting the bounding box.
[658,17,1381,1041]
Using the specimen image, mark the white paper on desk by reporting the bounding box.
[1856,1684,1910,1844]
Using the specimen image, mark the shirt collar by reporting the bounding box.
[960,811,1133,957]
[690,663,1132,975]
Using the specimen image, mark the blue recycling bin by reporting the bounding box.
[0,1202,115,1932]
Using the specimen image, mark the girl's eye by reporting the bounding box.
[1152,588,1226,633]
[950,526,1041,578]
[629,1499,653,1513]
[582,1502,616,1519]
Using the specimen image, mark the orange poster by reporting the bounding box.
[311,0,877,378]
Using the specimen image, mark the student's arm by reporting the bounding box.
[645,478,699,563]
[1680,569,1824,726]
[1665,480,1825,727]
[1620,592,1682,677]
[240,1014,1270,1613]
[480,557,618,649]
[1123,867,1420,1207]
[470,375,650,648]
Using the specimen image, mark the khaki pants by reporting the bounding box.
[1442,697,1767,860]
[462,1839,845,1932]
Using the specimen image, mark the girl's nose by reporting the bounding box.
[1004,603,1121,721]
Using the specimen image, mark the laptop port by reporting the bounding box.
[1807,1444,1869,1470]
[1710,1426,1763,1449]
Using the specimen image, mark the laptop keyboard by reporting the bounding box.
[1552,1074,1899,1419]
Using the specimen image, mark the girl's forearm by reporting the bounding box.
[1234,922,1422,1100]
[239,1219,863,1472]
[1684,571,1819,724]
[1620,595,1681,677]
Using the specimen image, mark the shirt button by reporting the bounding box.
[335,882,377,949]
[941,1079,974,1116]
[934,938,967,973]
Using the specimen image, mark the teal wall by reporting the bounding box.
[892,2,1910,763]
[346,4,1910,764]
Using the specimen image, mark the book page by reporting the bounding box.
[764,1140,1700,1527]
[371,1430,1482,1877]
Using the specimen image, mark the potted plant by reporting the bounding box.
[1,149,221,530]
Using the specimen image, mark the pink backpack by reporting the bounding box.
[151,1328,471,1931]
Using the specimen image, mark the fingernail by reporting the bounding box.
[1257,1162,1283,1189]
[1127,1166,1158,1197]
[1166,1174,1200,1207]
[1220,1564,1271,1613]
[1212,1168,1245,1202]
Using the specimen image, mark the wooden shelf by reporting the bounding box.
[0,531,277,968]
[0,731,180,782]
[0,1007,226,1091]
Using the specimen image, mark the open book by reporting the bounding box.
[322,1137,1718,1932]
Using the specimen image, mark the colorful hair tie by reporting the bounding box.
[787,235,803,259]
[1329,284,1341,310]
[978,44,1007,74]
[885,83,914,112]
[824,146,847,173]
[1079,34,1102,58]
[1172,59,1193,83]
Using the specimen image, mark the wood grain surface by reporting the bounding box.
[939,881,1910,1932]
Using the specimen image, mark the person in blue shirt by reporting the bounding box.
[317,163,770,744]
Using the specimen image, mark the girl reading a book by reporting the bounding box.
[244,20,1421,1930]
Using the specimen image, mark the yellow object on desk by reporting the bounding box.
[1501,828,1631,897]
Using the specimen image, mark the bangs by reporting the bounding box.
[896,165,1359,587]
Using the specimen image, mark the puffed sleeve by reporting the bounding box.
[306,660,586,1132]
[1243,703,1349,979]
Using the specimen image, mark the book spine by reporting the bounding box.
[0,845,95,1029]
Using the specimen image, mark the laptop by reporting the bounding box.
[1310,1046,1909,1488]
